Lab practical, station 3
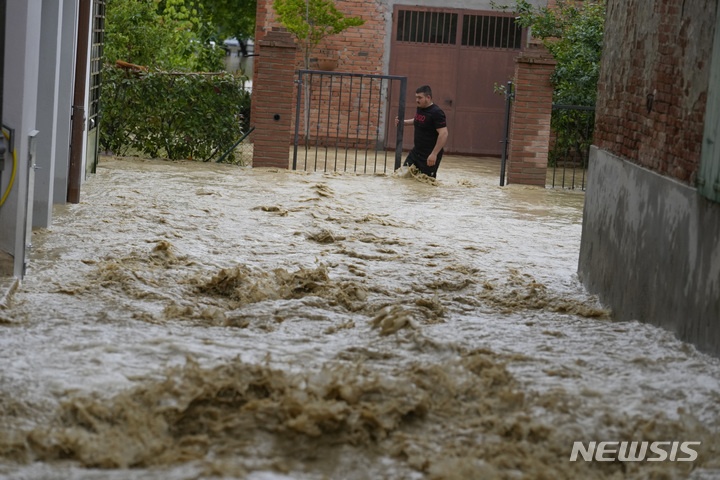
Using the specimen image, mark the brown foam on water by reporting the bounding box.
[2,351,715,478]
[392,165,439,185]
[9,356,434,469]
[196,264,369,313]
[307,228,345,244]
[369,305,414,335]
[353,213,408,227]
[53,240,189,302]
[252,205,289,216]
[149,240,179,265]
[56,238,606,328]
[479,269,611,318]
[312,183,335,197]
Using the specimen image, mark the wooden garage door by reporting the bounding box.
[388,6,526,156]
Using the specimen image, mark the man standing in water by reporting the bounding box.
[395,85,449,178]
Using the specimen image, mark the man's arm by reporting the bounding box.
[395,116,414,127]
[427,127,448,166]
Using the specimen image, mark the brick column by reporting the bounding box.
[251,29,297,169]
[507,43,557,187]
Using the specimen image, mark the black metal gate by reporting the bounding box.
[86,0,106,175]
[293,70,407,173]
[549,104,595,190]
[499,89,595,190]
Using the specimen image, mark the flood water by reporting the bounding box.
[1,154,719,480]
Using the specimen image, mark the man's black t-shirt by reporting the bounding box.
[412,103,447,160]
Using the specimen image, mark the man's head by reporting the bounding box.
[415,85,433,108]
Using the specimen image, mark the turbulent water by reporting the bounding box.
[0,155,718,480]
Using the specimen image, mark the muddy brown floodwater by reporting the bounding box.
[1,155,719,480]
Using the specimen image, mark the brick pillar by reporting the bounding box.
[507,43,557,187]
[251,29,297,169]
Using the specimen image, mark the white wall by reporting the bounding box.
[0,0,42,278]
[34,0,65,227]
[54,0,78,205]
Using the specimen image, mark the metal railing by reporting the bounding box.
[549,104,595,190]
[499,81,514,186]
[293,70,407,174]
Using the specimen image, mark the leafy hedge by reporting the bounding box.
[100,65,251,162]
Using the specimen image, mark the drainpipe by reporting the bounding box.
[67,0,91,204]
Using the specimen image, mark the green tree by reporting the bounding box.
[106,0,237,71]
[155,0,225,71]
[493,0,605,168]
[204,0,258,42]
[104,0,179,68]
[272,0,365,69]
[157,0,257,56]
[272,0,365,143]
[494,0,606,106]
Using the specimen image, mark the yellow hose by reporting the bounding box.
[0,129,17,207]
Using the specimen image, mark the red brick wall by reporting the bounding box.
[507,44,557,186]
[253,0,387,152]
[255,0,385,74]
[594,0,716,185]
[251,30,297,168]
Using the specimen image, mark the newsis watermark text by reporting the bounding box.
[570,441,700,462]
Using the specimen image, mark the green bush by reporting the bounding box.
[100,65,251,162]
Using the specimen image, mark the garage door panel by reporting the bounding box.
[452,49,515,153]
[453,109,505,154]
[455,50,515,108]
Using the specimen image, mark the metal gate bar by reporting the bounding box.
[499,81,513,186]
[549,104,595,190]
[293,70,407,173]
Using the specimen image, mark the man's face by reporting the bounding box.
[415,92,432,108]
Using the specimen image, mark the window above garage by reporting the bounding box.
[396,10,458,45]
[396,9,524,50]
[461,15,523,49]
